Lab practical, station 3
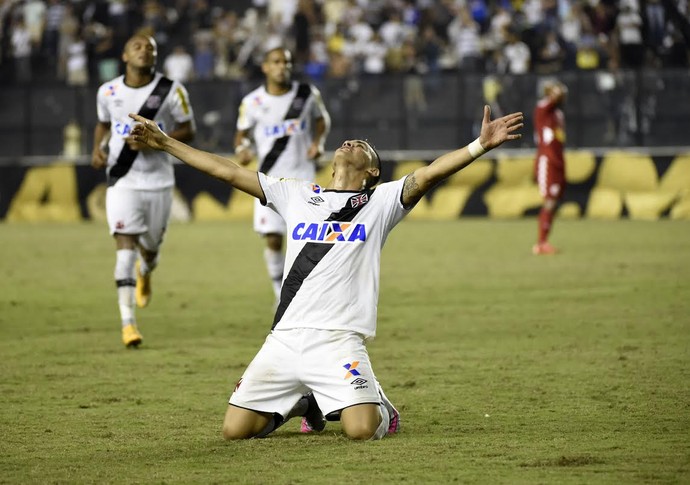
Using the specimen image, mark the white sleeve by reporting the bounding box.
[310,85,331,127]
[96,85,110,123]
[168,81,195,124]
[375,176,410,231]
[258,173,297,218]
[236,96,254,132]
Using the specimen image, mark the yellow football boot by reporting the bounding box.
[135,260,151,308]
[122,323,143,348]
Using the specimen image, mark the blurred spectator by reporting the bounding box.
[57,3,80,80]
[164,45,194,82]
[645,0,666,54]
[575,25,603,70]
[417,24,443,75]
[615,0,644,69]
[534,30,566,74]
[293,0,319,66]
[22,0,46,49]
[379,10,411,49]
[64,28,88,86]
[362,31,387,75]
[42,0,66,62]
[499,27,530,74]
[10,16,32,83]
[0,0,682,86]
[327,50,353,79]
[660,26,689,68]
[86,22,119,83]
[141,0,170,56]
[193,31,215,80]
[447,6,483,72]
[401,39,427,115]
[303,28,329,82]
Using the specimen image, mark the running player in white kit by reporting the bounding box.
[234,47,330,303]
[129,105,523,440]
[91,34,195,348]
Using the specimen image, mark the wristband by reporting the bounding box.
[468,138,486,158]
[235,138,251,154]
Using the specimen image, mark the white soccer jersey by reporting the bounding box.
[259,173,410,338]
[96,72,195,190]
[237,81,329,180]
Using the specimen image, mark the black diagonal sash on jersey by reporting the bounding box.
[107,76,174,186]
[272,189,376,329]
[259,83,312,175]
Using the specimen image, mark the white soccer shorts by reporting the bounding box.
[229,328,382,418]
[105,185,172,251]
[253,198,287,235]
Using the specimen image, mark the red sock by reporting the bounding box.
[538,207,554,244]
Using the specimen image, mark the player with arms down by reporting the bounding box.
[533,80,567,255]
[91,33,196,347]
[128,105,523,440]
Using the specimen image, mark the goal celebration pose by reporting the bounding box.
[128,105,523,440]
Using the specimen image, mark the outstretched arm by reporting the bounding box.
[401,106,523,208]
[128,113,265,202]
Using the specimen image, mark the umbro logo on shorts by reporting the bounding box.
[350,378,369,390]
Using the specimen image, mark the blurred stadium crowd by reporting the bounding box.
[1,0,688,87]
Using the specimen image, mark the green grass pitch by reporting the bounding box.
[1,219,688,484]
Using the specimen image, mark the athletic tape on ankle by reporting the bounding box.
[468,138,486,159]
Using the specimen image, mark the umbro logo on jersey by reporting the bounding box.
[292,222,367,243]
[308,196,325,206]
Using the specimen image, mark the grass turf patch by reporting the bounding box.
[0,219,688,484]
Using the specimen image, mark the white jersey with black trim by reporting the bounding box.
[237,81,329,180]
[259,173,410,338]
[96,72,195,190]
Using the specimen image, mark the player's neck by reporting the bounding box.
[124,67,155,88]
[327,168,366,191]
[265,81,291,96]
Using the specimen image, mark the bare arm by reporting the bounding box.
[401,106,523,208]
[91,121,111,169]
[307,115,330,160]
[129,113,265,202]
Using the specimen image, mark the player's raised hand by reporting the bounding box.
[128,113,168,151]
[478,105,523,151]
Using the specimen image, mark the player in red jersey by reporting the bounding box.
[532,80,567,255]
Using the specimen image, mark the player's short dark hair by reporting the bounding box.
[263,46,292,62]
[364,141,381,189]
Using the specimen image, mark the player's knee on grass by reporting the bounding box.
[222,406,273,440]
[340,403,384,440]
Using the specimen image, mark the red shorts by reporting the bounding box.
[535,154,565,199]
